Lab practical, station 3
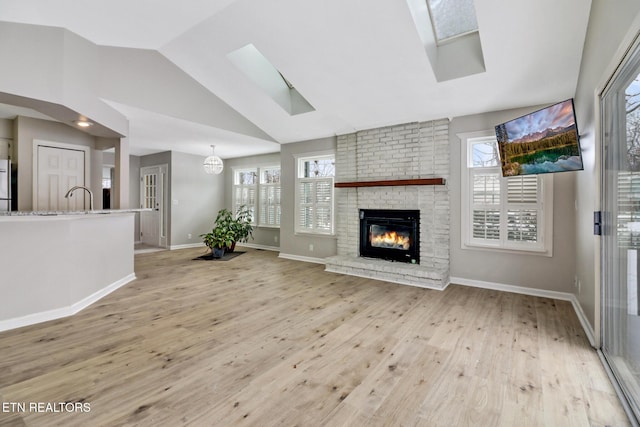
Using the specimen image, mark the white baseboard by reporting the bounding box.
[170,243,205,250]
[236,242,280,252]
[569,294,597,347]
[0,273,136,333]
[278,253,327,265]
[450,276,596,347]
[171,242,279,252]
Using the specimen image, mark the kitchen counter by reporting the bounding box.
[0,208,150,217]
[0,211,136,332]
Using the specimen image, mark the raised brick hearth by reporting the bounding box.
[325,119,450,290]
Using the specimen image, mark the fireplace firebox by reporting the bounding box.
[359,209,419,264]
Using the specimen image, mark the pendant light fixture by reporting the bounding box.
[203,144,224,174]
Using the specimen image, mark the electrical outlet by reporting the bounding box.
[188,233,192,239]
[578,280,582,294]
[274,235,279,243]
[309,244,314,252]
[574,275,578,288]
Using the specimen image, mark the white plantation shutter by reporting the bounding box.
[506,175,539,243]
[507,175,538,203]
[473,209,500,240]
[471,172,500,240]
[462,134,551,253]
[297,177,333,233]
[295,153,335,234]
[259,183,281,227]
[233,169,257,224]
[258,166,281,227]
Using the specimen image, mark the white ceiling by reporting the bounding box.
[0,0,592,159]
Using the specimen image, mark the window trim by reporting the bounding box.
[294,151,336,236]
[232,166,282,229]
[459,130,554,256]
[232,167,259,226]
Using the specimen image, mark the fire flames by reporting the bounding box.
[371,231,411,250]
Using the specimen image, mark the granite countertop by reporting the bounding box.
[0,209,151,217]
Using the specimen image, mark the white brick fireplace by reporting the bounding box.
[325,119,450,289]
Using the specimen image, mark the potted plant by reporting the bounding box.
[211,206,254,253]
[200,226,234,259]
[230,205,254,250]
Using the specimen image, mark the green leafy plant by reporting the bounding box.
[202,206,254,253]
[200,226,235,250]
[230,205,254,243]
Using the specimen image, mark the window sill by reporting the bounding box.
[462,242,552,257]
[294,231,337,238]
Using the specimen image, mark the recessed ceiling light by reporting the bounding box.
[74,120,93,128]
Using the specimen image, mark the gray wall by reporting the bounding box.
[280,137,338,259]
[449,109,576,292]
[129,155,141,241]
[0,118,12,139]
[14,116,98,211]
[224,152,281,249]
[574,2,640,330]
[0,22,127,135]
[170,151,224,248]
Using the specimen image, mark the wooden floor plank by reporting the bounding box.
[0,248,631,426]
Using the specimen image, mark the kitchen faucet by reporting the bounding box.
[64,185,94,211]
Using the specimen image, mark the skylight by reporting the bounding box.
[227,44,315,116]
[426,0,478,43]
[406,0,485,81]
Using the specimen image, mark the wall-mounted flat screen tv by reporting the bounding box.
[495,99,583,176]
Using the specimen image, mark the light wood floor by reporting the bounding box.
[0,248,630,426]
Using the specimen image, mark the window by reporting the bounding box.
[295,153,335,235]
[426,0,479,43]
[233,169,257,225]
[460,132,553,255]
[259,166,281,227]
[233,166,281,227]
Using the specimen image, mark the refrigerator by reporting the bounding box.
[0,159,10,211]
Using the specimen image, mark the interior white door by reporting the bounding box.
[36,145,85,211]
[140,165,167,247]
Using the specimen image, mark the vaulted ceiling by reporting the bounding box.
[0,0,592,158]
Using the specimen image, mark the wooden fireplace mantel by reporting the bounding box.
[334,178,446,188]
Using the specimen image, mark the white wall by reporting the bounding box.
[574,2,640,331]
[0,213,134,331]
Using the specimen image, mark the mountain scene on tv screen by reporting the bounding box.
[497,99,583,176]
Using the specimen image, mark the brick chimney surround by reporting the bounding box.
[325,119,450,290]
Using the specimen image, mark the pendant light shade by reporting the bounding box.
[203,145,224,174]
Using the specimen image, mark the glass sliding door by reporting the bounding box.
[602,37,640,423]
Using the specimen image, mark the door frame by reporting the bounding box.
[140,164,168,248]
[596,16,640,426]
[597,17,640,347]
[32,139,91,211]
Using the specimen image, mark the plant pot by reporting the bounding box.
[211,246,226,259]
[226,241,236,253]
